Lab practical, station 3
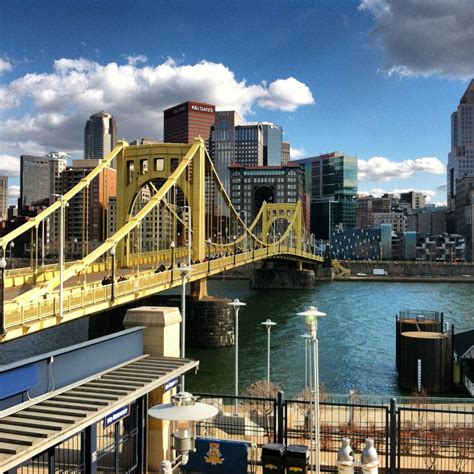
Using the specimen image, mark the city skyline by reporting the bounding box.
[1,1,473,206]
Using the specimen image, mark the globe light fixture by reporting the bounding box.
[148,391,218,465]
[297,305,326,474]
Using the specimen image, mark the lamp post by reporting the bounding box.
[228,298,246,413]
[41,219,45,267]
[182,205,192,266]
[179,266,192,391]
[252,237,255,260]
[170,241,175,283]
[0,255,6,335]
[261,319,276,384]
[148,392,219,468]
[206,238,211,272]
[278,233,281,253]
[52,194,65,318]
[233,235,237,265]
[301,333,311,388]
[238,209,248,252]
[110,246,116,302]
[297,306,327,474]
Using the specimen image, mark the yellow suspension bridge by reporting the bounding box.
[0,139,349,342]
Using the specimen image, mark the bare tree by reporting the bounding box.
[242,380,281,441]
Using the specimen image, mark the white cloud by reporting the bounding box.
[0,155,21,176]
[0,58,12,74]
[0,57,314,160]
[124,54,147,66]
[290,146,306,159]
[363,188,436,202]
[359,0,474,78]
[8,185,20,199]
[358,156,445,181]
[257,77,314,111]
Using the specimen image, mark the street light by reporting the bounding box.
[261,319,276,384]
[238,209,248,252]
[182,205,192,266]
[297,306,327,474]
[73,237,78,260]
[301,333,311,388]
[278,233,281,253]
[52,193,65,318]
[233,235,237,265]
[0,256,6,335]
[170,241,175,283]
[228,298,246,413]
[109,246,116,302]
[148,392,218,468]
[206,238,211,272]
[179,266,192,391]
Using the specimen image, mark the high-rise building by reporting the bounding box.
[282,141,290,165]
[163,101,215,146]
[455,176,474,261]
[84,111,117,161]
[447,80,474,231]
[211,111,243,193]
[258,122,282,165]
[0,176,7,221]
[54,160,116,255]
[400,191,426,210]
[293,152,357,238]
[356,195,391,228]
[20,153,68,210]
[229,163,305,224]
[235,124,264,167]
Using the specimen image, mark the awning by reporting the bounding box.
[0,354,198,471]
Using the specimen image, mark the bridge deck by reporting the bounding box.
[2,247,324,342]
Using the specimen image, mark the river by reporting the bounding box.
[1,280,473,398]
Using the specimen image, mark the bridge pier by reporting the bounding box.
[142,294,235,347]
[251,262,316,289]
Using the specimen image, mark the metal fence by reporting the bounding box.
[195,392,474,473]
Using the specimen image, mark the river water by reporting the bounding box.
[1,280,473,398]
[186,279,474,397]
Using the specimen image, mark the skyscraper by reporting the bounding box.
[0,176,7,221]
[20,153,68,210]
[84,111,118,161]
[447,79,474,232]
[211,111,243,193]
[293,152,358,238]
[260,122,283,166]
[54,159,116,255]
[163,101,215,146]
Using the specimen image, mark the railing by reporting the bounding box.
[3,246,324,333]
[194,392,474,473]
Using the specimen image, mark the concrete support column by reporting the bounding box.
[190,279,208,299]
[123,306,181,473]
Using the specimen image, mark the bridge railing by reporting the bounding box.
[3,245,323,333]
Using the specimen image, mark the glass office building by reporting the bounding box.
[293,152,357,238]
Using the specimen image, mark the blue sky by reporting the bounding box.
[1,0,473,204]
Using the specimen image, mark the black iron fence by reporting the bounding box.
[195,392,474,473]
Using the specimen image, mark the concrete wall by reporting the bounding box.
[343,260,474,277]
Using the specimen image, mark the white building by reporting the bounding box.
[447,80,474,223]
